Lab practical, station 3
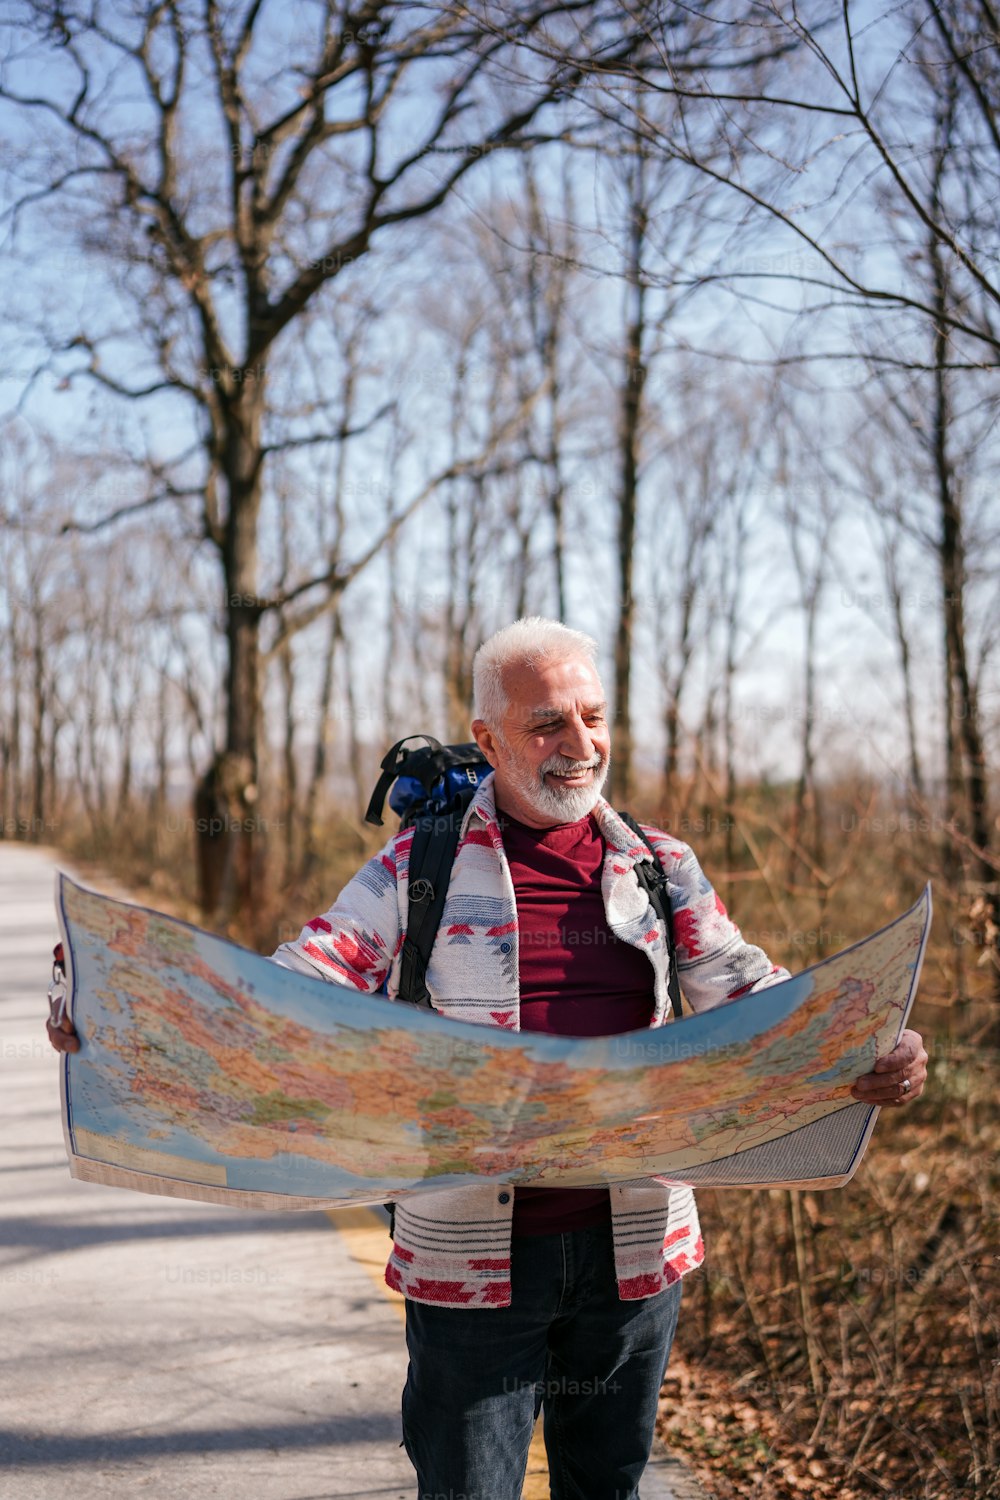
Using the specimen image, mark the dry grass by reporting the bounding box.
[658,1054,999,1500]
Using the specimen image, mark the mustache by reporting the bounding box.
[538,753,606,776]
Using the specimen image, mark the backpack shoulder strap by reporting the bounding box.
[365,735,444,827]
[398,810,464,1007]
[616,811,683,1019]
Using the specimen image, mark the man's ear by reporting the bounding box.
[471,719,501,769]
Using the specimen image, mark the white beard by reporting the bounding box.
[502,748,610,825]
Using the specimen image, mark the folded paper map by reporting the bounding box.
[56,875,931,1209]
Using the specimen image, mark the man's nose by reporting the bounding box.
[559,714,596,761]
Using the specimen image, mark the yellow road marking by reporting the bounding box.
[522,1423,549,1498]
[325,1205,405,1322]
[328,1206,550,1497]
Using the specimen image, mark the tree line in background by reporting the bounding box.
[0,0,997,996]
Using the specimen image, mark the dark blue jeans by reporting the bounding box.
[400,1220,683,1500]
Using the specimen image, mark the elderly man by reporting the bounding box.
[48,616,928,1500]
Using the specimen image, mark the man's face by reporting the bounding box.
[471,655,611,828]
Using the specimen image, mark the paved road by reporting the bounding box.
[0,845,707,1500]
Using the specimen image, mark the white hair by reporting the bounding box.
[472,616,600,729]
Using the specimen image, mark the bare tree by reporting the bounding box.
[781,476,836,884]
[591,125,720,803]
[0,0,641,924]
[608,134,647,804]
[0,427,89,842]
[854,480,928,801]
[514,155,581,621]
[545,1,1000,365]
[841,67,1000,989]
[646,381,741,805]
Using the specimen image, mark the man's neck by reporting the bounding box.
[497,803,596,834]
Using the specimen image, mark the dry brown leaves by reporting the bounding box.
[656,1086,999,1500]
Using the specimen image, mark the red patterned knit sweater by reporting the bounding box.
[273,775,787,1308]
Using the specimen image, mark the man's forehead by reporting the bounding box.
[498,654,605,716]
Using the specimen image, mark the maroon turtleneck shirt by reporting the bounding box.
[500,811,656,1235]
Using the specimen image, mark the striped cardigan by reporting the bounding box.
[273,774,787,1307]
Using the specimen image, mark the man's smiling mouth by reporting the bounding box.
[545,764,598,785]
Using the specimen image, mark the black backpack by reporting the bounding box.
[365,735,682,1018]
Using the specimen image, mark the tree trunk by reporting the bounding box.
[444,381,467,740]
[301,609,339,877]
[721,508,745,906]
[932,259,999,994]
[663,695,681,804]
[116,713,134,822]
[336,610,366,819]
[153,662,169,820]
[31,611,45,840]
[611,174,646,805]
[541,339,567,624]
[788,589,822,883]
[196,396,264,928]
[884,545,924,796]
[661,547,699,805]
[46,714,62,835]
[279,638,297,887]
[5,610,22,837]
[275,485,298,887]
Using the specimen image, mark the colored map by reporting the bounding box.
[56,876,931,1209]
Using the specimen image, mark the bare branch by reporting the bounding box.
[260,399,395,457]
[262,378,555,654]
[59,482,204,536]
